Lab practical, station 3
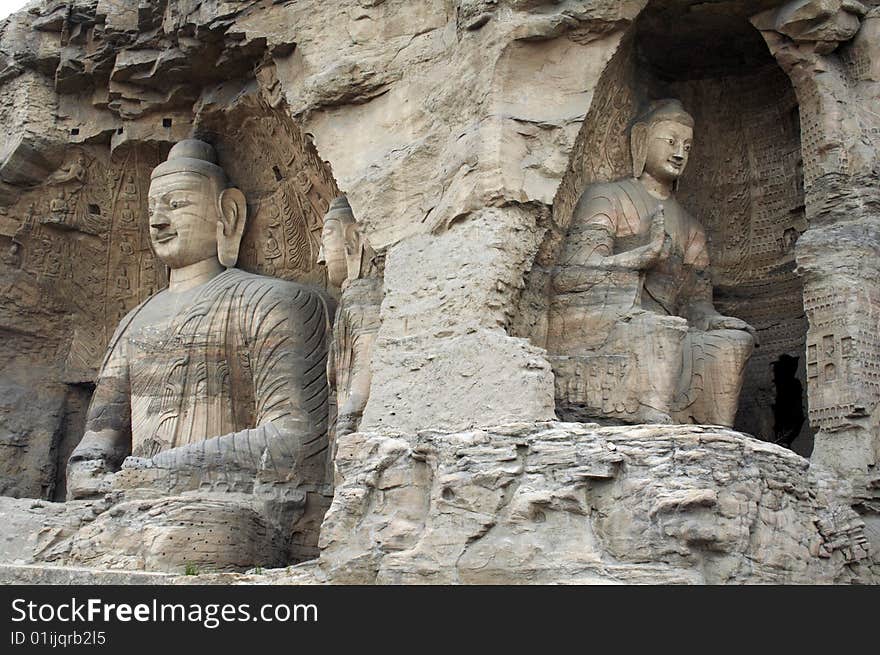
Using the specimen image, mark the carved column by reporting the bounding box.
[755,4,880,505]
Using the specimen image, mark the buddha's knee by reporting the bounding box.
[618,312,688,350]
[704,328,754,363]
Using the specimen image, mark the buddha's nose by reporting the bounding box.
[316,243,326,265]
[150,216,170,230]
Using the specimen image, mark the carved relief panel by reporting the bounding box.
[0,144,164,498]
[1,144,165,381]
[196,93,340,290]
[804,284,880,432]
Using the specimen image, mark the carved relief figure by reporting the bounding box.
[2,241,21,268]
[547,100,755,426]
[67,139,330,499]
[45,150,88,188]
[41,150,100,234]
[317,196,382,438]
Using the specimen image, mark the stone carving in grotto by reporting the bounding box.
[2,241,21,268]
[548,100,755,426]
[65,139,331,501]
[40,150,107,236]
[318,196,382,439]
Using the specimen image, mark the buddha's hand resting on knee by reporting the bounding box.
[66,457,115,500]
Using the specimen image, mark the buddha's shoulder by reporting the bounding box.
[576,178,642,205]
[572,179,641,220]
[221,268,329,304]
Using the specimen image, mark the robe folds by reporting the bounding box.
[80,268,330,481]
[548,178,753,426]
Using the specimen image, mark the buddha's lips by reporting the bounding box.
[153,232,177,243]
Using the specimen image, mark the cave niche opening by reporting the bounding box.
[633,5,814,453]
[528,1,814,452]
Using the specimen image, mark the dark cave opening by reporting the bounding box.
[772,354,806,449]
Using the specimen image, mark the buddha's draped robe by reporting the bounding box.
[75,268,329,481]
[549,178,753,426]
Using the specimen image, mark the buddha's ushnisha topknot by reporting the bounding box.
[151,138,227,186]
[634,98,694,129]
[324,195,356,225]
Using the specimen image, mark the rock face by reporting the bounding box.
[0,0,879,583]
[0,495,108,567]
[319,423,873,584]
[0,489,322,574]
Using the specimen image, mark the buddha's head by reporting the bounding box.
[317,196,357,288]
[148,139,247,269]
[630,99,694,187]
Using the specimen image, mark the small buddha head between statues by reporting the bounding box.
[148,139,247,269]
[630,99,694,187]
[318,195,373,288]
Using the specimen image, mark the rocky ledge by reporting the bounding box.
[318,422,875,584]
[1,423,875,584]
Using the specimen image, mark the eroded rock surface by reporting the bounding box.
[319,423,875,584]
[3,422,872,583]
[0,0,879,585]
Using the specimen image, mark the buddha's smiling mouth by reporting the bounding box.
[153,232,177,243]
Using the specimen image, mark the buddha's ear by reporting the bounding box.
[216,187,247,268]
[343,220,363,280]
[343,221,361,253]
[630,122,648,179]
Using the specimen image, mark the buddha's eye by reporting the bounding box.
[667,138,674,145]
[684,144,691,152]
[170,200,182,209]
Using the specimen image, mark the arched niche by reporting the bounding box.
[0,74,342,500]
[194,86,340,294]
[519,2,813,453]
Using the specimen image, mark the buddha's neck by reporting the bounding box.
[168,257,224,293]
[637,172,673,200]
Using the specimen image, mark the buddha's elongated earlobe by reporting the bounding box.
[343,220,362,281]
[216,187,247,267]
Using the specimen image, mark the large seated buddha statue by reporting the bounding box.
[547,99,755,426]
[66,139,331,502]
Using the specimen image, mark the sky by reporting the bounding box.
[0,0,33,22]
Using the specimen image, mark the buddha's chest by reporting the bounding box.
[615,211,689,267]
[123,294,249,400]
[622,198,688,244]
